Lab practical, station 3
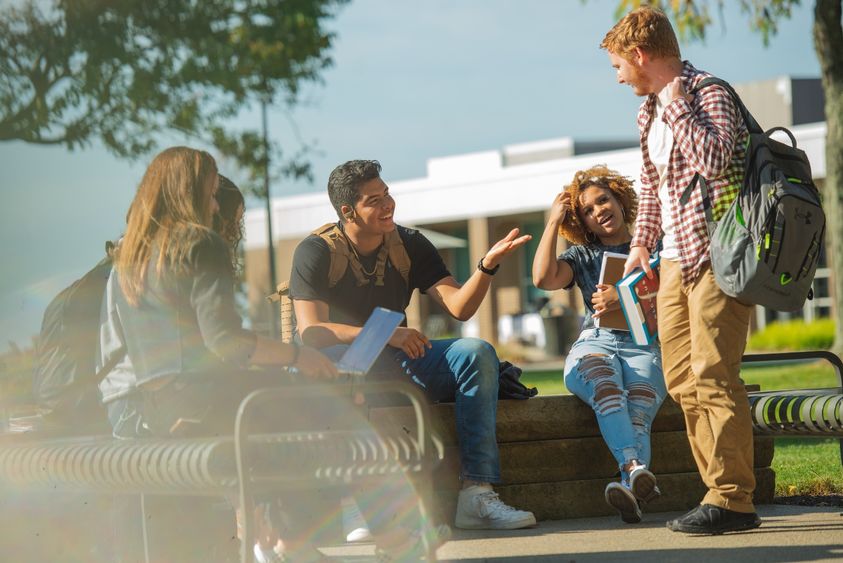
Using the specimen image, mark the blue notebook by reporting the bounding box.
[336,307,404,376]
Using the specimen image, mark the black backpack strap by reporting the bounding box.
[679,76,761,211]
[678,174,715,227]
[691,77,763,135]
[679,174,700,207]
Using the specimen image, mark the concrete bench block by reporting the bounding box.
[432,433,774,487]
[369,394,688,445]
[369,393,776,522]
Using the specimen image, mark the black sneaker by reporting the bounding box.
[629,465,661,504]
[604,482,642,524]
[667,504,761,535]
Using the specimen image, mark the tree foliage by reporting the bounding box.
[614,0,802,43]
[0,0,347,168]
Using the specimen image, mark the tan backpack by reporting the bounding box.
[269,225,412,342]
[311,223,411,288]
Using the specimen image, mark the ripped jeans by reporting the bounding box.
[564,328,666,473]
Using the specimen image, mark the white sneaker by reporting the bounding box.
[455,486,536,530]
[341,496,372,543]
[604,481,642,524]
[629,465,661,503]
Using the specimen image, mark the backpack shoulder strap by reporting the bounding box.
[312,223,351,288]
[311,223,364,288]
[312,223,412,289]
[679,76,761,210]
[692,76,762,135]
[383,229,411,287]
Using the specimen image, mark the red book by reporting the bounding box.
[617,256,660,345]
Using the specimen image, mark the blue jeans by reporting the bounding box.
[564,328,666,473]
[323,337,501,483]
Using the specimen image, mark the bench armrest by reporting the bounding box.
[233,380,439,563]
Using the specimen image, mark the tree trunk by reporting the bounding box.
[813,0,843,355]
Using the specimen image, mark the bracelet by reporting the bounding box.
[477,256,500,276]
[287,342,300,366]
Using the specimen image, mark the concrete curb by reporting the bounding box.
[321,503,843,562]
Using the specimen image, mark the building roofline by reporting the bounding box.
[244,122,827,249]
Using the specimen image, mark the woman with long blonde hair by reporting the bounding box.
[98,147,337,561]
[103,146,335,408]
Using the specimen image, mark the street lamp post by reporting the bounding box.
[262,99,278,337]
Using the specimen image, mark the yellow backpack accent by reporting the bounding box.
[311,223,411,288]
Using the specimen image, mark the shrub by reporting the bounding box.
[748,318,835,352]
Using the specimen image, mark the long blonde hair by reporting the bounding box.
[116,146,218,306]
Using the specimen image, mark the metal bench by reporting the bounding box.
[0,381,444,562]
[744,351,843,467]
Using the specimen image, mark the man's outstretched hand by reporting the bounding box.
[482,228,532,269]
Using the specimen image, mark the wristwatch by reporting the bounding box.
[477,256,500,276]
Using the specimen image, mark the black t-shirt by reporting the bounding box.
[289,224,451,327]
[560,241,631,331]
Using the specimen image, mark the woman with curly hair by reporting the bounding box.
[532,165,666,524]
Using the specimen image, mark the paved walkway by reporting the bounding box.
[322,504,843,562]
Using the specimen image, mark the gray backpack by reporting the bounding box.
[680,77,824,312]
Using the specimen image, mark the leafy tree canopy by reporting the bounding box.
[613,0,801,44]
[0,0,347,164]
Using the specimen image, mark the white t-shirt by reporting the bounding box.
[647,86,679,261]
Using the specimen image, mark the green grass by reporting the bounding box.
[520,369,567,396]
[740,361,840,391]
[520,361,843,496]
[521,360,841,396]
[773,438,843,496]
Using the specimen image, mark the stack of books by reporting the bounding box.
[595,252,660,346]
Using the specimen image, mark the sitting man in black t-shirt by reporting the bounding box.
[290,160,537,531]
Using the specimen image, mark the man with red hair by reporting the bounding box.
[601,6,761,534]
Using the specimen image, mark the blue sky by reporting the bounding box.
[0,0,820,349]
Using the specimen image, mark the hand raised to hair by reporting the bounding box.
[482,228,533,270]
[549,191,572,225]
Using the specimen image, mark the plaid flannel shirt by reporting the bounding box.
[631,61,747,285]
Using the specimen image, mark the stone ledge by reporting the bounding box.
[369,394,687,445]
[367,393,775,522]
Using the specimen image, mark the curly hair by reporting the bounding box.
[557,165,638,246]
[600,5,680,61]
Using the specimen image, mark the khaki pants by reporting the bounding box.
[658,260,755,513]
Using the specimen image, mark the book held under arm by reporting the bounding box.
[594,251,629,331]
[617,255,660,346]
